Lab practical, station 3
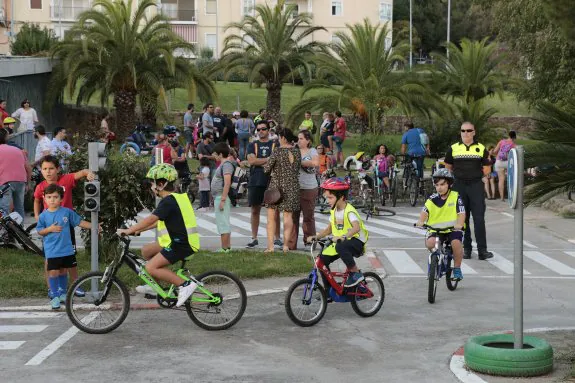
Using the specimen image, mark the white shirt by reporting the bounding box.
[51,138,73,156]
[35,136,53,162]
[334,206,367,243]
[12,108,38,132]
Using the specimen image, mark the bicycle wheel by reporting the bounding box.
[185,270,247,331]
[428,254,439,304]
[285,278,327,327]
[6,221,42,256]
[66,271,130,334]
[446,259,459,291]
[409,176,419,207]
[362,206,396,217]
[391,177,398,207]
[350,272,385,317]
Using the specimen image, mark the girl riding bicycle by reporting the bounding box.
[308,177,369,288]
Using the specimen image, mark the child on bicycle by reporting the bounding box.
[307,177,369,288]
[36,184,99,309]
[117,164,200,307]
[415,169,466,281]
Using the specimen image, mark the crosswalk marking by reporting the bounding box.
[0,325,48,333]
[193,216,222,235]
[0,341,26,350]
[365,218,422,235]
[486,252,530,275]
[383,250,424,273]
[314,214,411,238]
[0,312,61,319]
[523,251,575,276]
[565,251,575,258]
[460,263,477,275]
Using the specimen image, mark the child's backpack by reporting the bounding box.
[221,161,248,205]
[498,139,516,161]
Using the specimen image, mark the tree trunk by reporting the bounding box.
[140,92,158,129]
[266,81,283,124]
[113,89,137,139]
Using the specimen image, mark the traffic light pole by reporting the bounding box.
[87,142,107,274]
[91,177,99,273]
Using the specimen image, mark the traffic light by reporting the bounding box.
[84,181,101,212]
[88,142,107,172]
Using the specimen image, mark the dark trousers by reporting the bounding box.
[199,191,210,208]
[319,238,364,287]
[413,156,425,178]
[453,179,487,251]
[289,188,317,250]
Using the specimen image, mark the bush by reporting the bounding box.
[11,23,57,56]
[357,134,402,156]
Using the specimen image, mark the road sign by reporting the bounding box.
[507,148,519,209]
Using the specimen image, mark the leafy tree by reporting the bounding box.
[48,0,216,137]
[10,23,57,56]
[220,0,326,122]
[287,20,445,133]
[541,0,575,42]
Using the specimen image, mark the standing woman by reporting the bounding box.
[288,130,319,250]
[492,130,517,202]
[264,128,301,253]
[234,110,255,161]
[12,99,38,132]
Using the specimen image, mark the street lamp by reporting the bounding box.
[409,0,413,69]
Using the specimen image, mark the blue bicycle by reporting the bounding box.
[416,224,459,303]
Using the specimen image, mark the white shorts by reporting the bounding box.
[494,160,508,171]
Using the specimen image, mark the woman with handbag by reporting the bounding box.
[263,128,301,253]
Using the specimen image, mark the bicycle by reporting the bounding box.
[178,171,199,204]
[285,237,385,327]
[66,234,247,334]
[401,155,420,207]
[0,183,43,256]
[414,224,460,304]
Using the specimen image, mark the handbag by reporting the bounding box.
[263,178,282,205]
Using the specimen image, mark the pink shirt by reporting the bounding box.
[0,144,27,184]
[334,117,347,139]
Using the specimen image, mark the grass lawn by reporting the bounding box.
[0,248,312,298]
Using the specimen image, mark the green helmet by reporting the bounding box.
[146,163,178,182]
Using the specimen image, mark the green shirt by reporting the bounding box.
[299,119,314,130]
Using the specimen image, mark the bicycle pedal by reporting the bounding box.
[144,293,157,300]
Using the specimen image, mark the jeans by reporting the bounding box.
[0,181,25,220]
[199,190,210,208]
[411,156,425,179]
[238,132,251,160]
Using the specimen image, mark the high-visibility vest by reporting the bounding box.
[424,190,462,230]
[157,193,200,251]
[322,203,369,256]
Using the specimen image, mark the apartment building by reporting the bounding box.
[0,0,393,56]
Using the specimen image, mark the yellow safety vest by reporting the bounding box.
[157,193,200,251]
[450,141,487,159]
[322,203,369,256]
[425,190,462,230]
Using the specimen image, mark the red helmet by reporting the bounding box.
[320,177,350,191]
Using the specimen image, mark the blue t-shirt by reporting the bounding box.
[37,207,82,258]
[401,128,426,156]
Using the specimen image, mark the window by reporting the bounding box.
[242,0,255,16]
[205,33,217,54]
[331,1,342,16]
[379,2,392,22]
[205,0,216,15]
[31,0,42,9]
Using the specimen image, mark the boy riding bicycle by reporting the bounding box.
[415,169,466,280]
[117,164,200,307]
[308,177,369,288]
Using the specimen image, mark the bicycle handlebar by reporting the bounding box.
[413,223,459,233]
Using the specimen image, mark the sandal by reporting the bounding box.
[282,246,290,253]
[264,248,275,253]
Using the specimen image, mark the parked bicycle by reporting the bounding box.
[414,224,459,304]
[66,234,247,334]
[285,237,385,327]
[178,171,199,204]
[0,184,43,256]
[400,154,421,207]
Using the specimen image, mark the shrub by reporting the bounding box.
[11,23,57,56]
[358,134,402,156]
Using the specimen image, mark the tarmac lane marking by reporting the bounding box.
[0,341,26,350]
[524,251,575,276]
[0,312,62,319]
[485,252,530,275]
[0,325,48,333]
[382,250,424,274]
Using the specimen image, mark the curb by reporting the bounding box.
[366,249,387,279]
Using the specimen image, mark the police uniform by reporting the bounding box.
[444,140,492,258]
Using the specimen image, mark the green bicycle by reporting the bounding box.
[66,234,247,334]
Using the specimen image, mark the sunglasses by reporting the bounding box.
[316,147,324,150]
[461,129,475,133]
[256,128,268,131]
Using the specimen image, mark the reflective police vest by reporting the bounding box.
[449,141,487,180]
[322,203,369,256]
[157,193,200,251]
[424,190,461,230]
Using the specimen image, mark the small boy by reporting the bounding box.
[308,177,369,288]
[196,157,211,211]
[36,184,98,309]
[415,169,466,281]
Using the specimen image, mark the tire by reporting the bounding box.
[350,272,385,317]
[464,334,553,377]
[66,271,131,334]
[185,270,247,331]
[6,221,43,256]
[119,142,140,155]
[446,259,458,291]
[428,253,439,304]
[285,278,327,327]
[391,177,398,207]
[409,176,419,206]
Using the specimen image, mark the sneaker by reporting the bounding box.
[274,239,283,249]
[48,289,54,299]
[215,248,230,253]
[50,297,60,310]
[452,267,463,281]
[59,294,66,304]
[344,272,365,288]
[74,287,86,297]
[245,239,259,248]
[176,282,198,307]
[135,284,155,294]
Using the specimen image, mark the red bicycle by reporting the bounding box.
[285,238,385,327]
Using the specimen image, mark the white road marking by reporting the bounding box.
[0,341,26,350]
[227,216,257,237]
[192,216,222,235]
[501,212,514,218]
[0,312,62,319]
[524,251,575,275]
[523,240,538,249]
[382,250,424,274]
[565,251,575,258]
[450,355,488,383]
[485,252,530,275]
[0,325,48,333]
[569,239,575,245]
[314,214,411,238]
[25,311,99,366]
[460,263,478,275]
[364,218,422,234]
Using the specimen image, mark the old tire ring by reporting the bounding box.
[464,334,553,377]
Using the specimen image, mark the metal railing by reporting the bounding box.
[50,6,91,21]
[160,8,197,22]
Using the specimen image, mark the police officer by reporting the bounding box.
[444,122,493,260]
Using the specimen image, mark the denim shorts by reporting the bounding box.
[332,136,344,152]
[214,196,231,234]
[183,129,194,144]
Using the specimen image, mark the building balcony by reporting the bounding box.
[50,6,91,22]
[160,8,197,24]
[170,24,197,44]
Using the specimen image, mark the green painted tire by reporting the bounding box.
[464,334,553,377]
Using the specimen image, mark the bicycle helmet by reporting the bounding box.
[146,163,178,182]
[432,168,454,184]
[354,152,365,160]
[3,117,15,124]
[321,177,350,191]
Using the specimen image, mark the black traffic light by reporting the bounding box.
[84,181,101,212]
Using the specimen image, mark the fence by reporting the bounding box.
[9,131,52,163]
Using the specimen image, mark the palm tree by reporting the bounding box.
[220,0,326,122]
[48,0,216,136]
[524,99,575,205]
[286,20,444,133]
